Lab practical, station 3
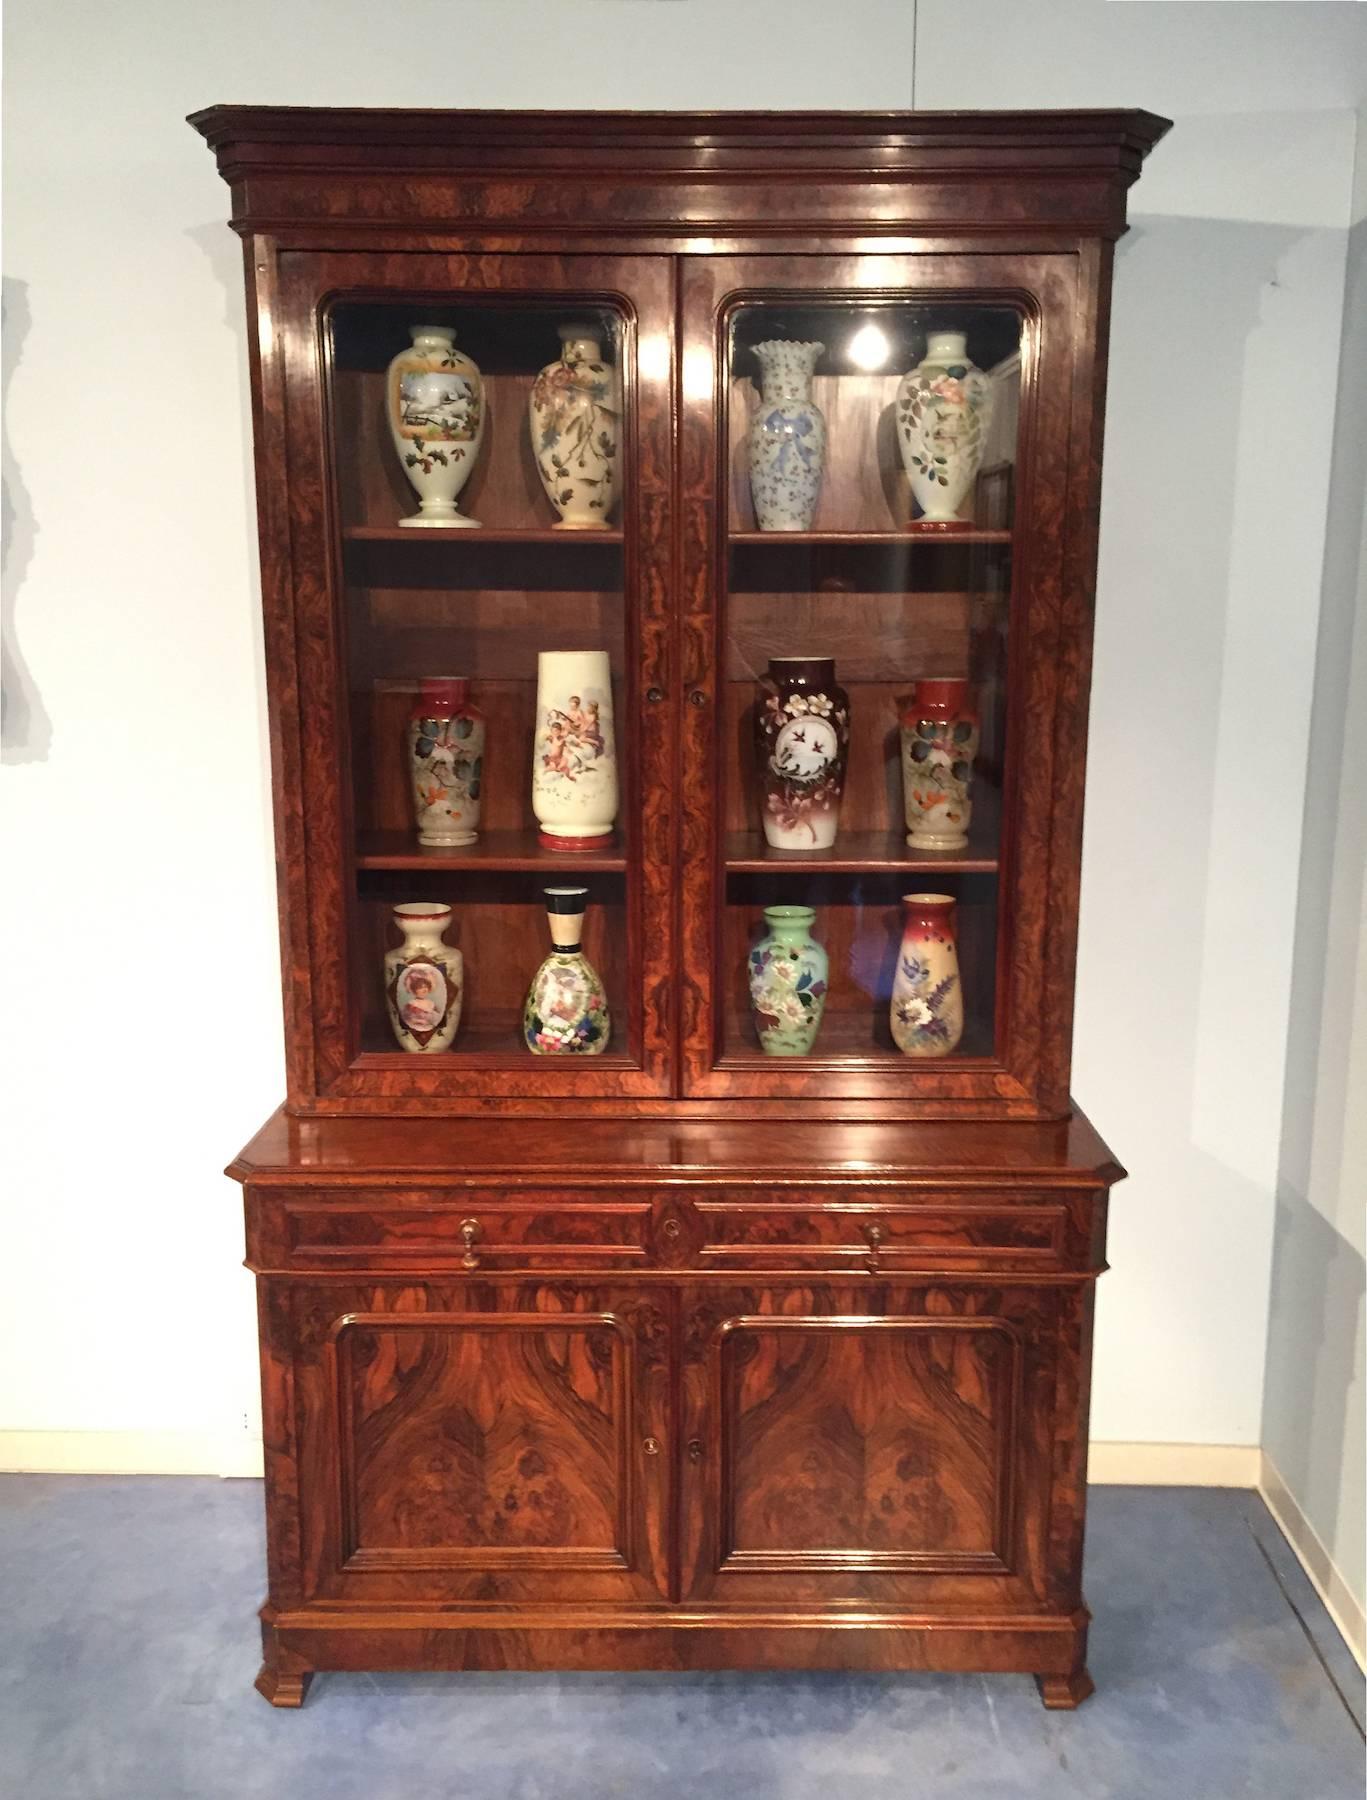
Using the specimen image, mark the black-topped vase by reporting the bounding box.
[522,886,611,1055]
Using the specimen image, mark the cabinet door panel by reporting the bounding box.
[286,1281,669,1604]
[680,1283,1077,1608]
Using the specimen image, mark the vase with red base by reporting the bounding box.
[531,649,618,851]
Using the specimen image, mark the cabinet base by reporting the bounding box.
[259,1611,1091,1709]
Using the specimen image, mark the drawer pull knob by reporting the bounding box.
[460,1217,482,1270]
[642,1436,661,1457]
[687,1438,704,1464]
[662,1218,682,1241]
[862,1222,884,1272]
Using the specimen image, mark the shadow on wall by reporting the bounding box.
[2,276,49,763]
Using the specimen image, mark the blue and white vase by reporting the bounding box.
[748,340,826,531]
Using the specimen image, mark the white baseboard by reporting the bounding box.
[0,1430,265,1478]
[1259,1451,1366,1672]
[1088,1441,1261,1487]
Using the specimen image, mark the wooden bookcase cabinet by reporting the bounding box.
[193,105,1168,1708]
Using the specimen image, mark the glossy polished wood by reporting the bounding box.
[194,106,1167,1708]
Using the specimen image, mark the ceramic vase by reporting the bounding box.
[754,657,850,850]
[900,679,980,851]
[889,893,964,1057]
[748,340,826,531]
[531,649,618,850]
[405,677,486,847]
[523,887,611,1055]
[387,325,485,528]
[748,906,828,1056]
[383,902,463,1052]
[895,331,993,530]
[529,323,620,529]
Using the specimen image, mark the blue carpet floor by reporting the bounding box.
[1,1478,1361,1799]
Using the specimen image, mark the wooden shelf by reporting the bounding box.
[357,1020,637,1069]
[344,525,624,545]
[357,830,628,873]
[724,829,999,875]
[728,529,1011,546]
[720,1006,995,1066]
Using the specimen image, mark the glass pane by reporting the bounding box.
[720,300,1021,1066]
[328,300,635,1065]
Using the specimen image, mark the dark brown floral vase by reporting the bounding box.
[754,656,851,849]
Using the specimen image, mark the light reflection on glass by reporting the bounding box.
[846,323,890,370]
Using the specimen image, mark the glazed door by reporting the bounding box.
[678,1282,1081,1611]
[265,252,675,1107]
[282,1280,671,1605]
[678,253,1097,1114]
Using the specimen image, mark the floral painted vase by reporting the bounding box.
[748,340,826,531]
[900,679,980,851]
[405,677,485,847]
[523,887,611,1055]
[895,331,993,530]
[387,325,484,528]
[383,902,463,1053]
[748,906,828,1056]
[529,323,620,529]
[889,893,964,1057]
[531,649,618,850]
[755,657,851,850]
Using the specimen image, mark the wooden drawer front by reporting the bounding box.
[279,1192,652,1270]
[695,1197,1073,1272]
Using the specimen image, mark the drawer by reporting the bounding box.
[694,1196,1076,1271]
[261,1190,653,1271]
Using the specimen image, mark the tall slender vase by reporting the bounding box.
[405,677,485,847]
[531,650,618,850]
[748,906,828,1056]
[383,903,463,1052]
[754,656,850,849]
[748,340,826,531]
[524,887,611,1055]
[895,331,992,531]
[900,679,980,851]
[529,323,620,529]
[889,893,964,1057]
[387,325,484,528]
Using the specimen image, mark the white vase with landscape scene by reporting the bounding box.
[387,325,484,527]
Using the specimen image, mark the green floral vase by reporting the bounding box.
[747,905,828,1056]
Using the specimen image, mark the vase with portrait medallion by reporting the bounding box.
[383,903,463,1053]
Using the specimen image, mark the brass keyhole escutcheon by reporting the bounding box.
[687,1438,704,1464]
[662,1217,682,1241]
[642,1436,661,1457]
[460,1217,482,1270]
[862,1221,884,1273]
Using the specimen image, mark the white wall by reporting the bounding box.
[2,0,1364,1471]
